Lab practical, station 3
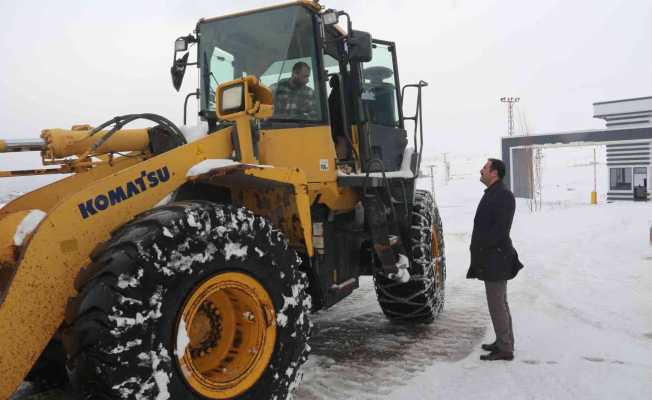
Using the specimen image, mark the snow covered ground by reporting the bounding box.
[5,152,652,400]
[297,153,652,400]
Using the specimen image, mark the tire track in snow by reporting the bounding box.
[295,278,488,400]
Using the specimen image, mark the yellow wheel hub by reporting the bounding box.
[176,272,277,399]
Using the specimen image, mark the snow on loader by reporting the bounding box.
[0,1,445,399]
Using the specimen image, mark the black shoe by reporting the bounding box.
[480,350,514,361]
[481,342,498,352]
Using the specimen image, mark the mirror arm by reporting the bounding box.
[336,11,352,39]
[178,34,198,48]
[183,90,200,125]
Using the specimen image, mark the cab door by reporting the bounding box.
[360,40,408,172]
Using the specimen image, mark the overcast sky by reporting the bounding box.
[1,0,650,157]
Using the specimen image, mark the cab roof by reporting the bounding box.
[198,1,322,25]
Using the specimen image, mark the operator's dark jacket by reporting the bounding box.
[466,180,524,281]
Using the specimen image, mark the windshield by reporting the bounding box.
[198,5,323,122]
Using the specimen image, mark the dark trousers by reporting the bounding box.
[484,280,514,352]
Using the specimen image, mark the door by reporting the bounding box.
[361,40,408,172]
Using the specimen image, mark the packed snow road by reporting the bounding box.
[296,277,489,400]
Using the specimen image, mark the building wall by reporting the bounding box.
[606,140,651,201]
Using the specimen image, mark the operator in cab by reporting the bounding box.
[272,61,316,119]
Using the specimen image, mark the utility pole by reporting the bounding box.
[429,165,435,196]
[500,97,520,136]
[442,153,450,185]
[534,147,543,211]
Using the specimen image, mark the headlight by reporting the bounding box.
[220,84,244,114]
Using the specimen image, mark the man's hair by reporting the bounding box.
[488,158,506,179]
[292,61,310,74]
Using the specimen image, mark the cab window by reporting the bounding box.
[362,43,401,128]
[261,57,321,121]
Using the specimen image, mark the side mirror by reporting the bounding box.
[171,53,189,92]
[170,35,196,92]
[348,30,372,63]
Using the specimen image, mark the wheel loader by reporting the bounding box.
[0,1,446,399]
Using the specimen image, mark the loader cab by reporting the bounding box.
[174,1,410,177]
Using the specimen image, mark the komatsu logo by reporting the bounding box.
[78,166,171,219]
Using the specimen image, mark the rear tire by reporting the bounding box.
[66,201,311,400]
[373,190,446,323]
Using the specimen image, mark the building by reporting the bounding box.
[593,97,651,201]
[502,96,652,201]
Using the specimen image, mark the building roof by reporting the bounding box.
[593,96,652,129]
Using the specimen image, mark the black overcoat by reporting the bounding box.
[466,180,524,281]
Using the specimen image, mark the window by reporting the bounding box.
[323,54,341,98]
[263,58,321,121]
[610,167,632,190]
[198,5,323,122]
[362,43,400,128]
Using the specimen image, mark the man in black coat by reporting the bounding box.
[467,158,524,361]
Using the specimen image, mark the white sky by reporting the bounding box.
[1,0,651,156]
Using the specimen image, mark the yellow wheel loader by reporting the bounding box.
[0,1,446,399]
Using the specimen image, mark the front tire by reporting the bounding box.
[67,201,311,400]
[373,190,446,323]
[25,338,68,391]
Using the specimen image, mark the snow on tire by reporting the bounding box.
[66,201,311,400]
[373,190,446,323]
